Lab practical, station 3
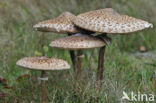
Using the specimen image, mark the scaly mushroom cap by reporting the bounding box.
[74,8,153,34]
[16,57,70,70]
[33,12,79,33]
[50,33,106,50]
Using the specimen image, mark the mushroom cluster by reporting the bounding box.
[16,8,153,103]
[34,9,153,82]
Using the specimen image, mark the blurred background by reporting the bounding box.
[0,0,156,102]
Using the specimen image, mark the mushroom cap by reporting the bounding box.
[74,8,153,34]
[16,57,70,70]
[50,33,106,50]
[33,12,79,33]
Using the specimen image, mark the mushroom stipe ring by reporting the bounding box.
[38,77,49,81]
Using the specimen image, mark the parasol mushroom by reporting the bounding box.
[74,8,153,34]
[16,57,70,103]
[33,12,79,33]
[33,11,92,74]
[50,33,107,80]
[73,8,153,83]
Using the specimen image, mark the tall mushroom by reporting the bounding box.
[73,8,153,82]
[16,57,70,103]
[50,34,107,80]
[33,11,91,74]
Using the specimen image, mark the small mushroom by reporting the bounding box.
[73,8,153,84]
[50,33,106,80]
[16,57,70,103]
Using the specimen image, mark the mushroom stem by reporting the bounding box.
[69,50,77,72]
[76,50,82,80]
[96,33,108,86]
[97,46,106,82]
[41,71,46,103]
[68,34,77,73]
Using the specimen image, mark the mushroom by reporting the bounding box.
[73,8,153,83]
[16,57,70,103]
[33,11,79,33]
[74,8,153,34]
[50,33,106,80]
[33,11,92,75]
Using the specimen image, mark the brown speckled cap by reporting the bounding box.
[74,8,153,34]
[16,57,70,70]
[33,12,79,33]
[50,33,106,50]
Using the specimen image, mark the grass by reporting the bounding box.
[0,0,156,102]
